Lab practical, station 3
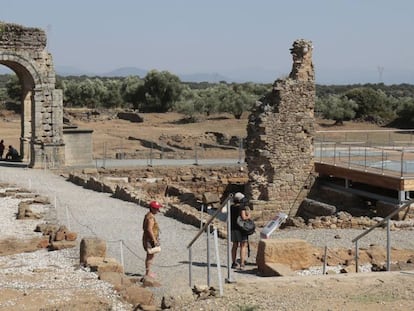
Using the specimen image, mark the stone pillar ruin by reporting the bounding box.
[0,22,65,168]
[245,39,315,223]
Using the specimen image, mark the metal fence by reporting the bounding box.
[315,129,414,178]
[93,138,246,166]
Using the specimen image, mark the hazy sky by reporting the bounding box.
[1,0,413,84]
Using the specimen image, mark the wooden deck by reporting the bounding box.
[315,162,414,192]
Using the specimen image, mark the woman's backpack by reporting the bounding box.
[237,216,256,235]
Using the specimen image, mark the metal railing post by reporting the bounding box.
[400,149,404,177]
[187,194,234,287]
[352,199,414,274]
[364,146,367,171]
[322,246,327,275]
[355,240,359,273]
[213,229,223,296]
[207,223,211,287]
[194,143,199,165]
[386,219,391,271]
[348,145,351,168]
[226,198,234,283]
[189,247,193,287]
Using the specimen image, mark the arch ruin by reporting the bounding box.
[0,22,64,168]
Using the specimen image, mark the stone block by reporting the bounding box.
[119,284,154,306]
[86,256,123,274]
[65,231,77,241]
[256,238,317,274]
[259,262,295,277]
[80,237,107,264]
[98,271,132,291]
[49,240,77,250]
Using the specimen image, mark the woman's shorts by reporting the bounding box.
[231,230,248,242]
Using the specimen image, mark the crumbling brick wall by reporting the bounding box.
[245,39,315,221]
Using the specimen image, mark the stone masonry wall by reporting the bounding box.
[245,39,315,221]
[0,22,46,49]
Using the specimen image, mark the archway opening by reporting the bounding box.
[0,61,36,164]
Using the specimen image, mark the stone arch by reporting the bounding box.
[0,22,64,168]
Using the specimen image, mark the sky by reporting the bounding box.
[1,0,414,84]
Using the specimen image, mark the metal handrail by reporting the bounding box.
[352,199,414,272]
[187,193,234,288]
[187,193,232,249]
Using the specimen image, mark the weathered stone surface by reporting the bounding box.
[202,192,219,204]
[260,262,295,277]
[36,238,50,249]
[119,284,154,306]
[17,204,41,219]
[35,223,59,235]
[32,195,51,204]
[65,231,77,241]
[117,111,143,123]
[340,265,357,274]
[98,271,132,291]
[140,276,162,288]
[80,237,107,264]
[49,240,77,250]
[54,225,68,241]
[86,256,124,273]
[299,198,336,217]
[366,245,387,265]
[256,239,317,274]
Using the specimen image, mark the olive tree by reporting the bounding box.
[135,70,183,112]
[316,95,358,125]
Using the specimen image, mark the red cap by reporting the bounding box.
[149,201,162,209]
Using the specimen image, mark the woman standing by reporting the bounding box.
[142,200,162,278]
[230,192,251,270]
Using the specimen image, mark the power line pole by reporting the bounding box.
[377,66,384,83]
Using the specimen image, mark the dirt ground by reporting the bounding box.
[1,110,414,310]
[0,108,392,160]
[1,238,414,311]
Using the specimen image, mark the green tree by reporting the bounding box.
[102,79,123,108]
[120,76,143,108]
[344,87,393,122]
[135,70,183,112]
[394,97,414,127]
[6,75,21,102]
[316,95,358,125]
[61,79,81,107]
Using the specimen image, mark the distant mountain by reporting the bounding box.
[55,66,95,77]
[55,66,234,83]
[5,65,413,85]
[179,72,230,83]
[102,67,148,78]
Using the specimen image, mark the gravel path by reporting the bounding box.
[1,165,414,306]
[0,166,236,301]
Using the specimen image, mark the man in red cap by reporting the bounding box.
[142,200,162,278]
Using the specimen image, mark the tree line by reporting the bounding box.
[1,71,414,126]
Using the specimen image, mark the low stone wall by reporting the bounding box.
[66,169,414,232]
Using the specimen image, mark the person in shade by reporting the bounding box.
[142,200,162,278]
[0,140,4,159]
[5,145,19,161]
